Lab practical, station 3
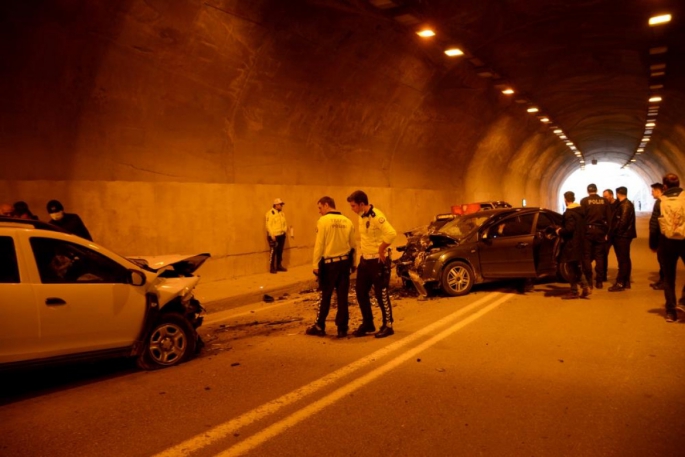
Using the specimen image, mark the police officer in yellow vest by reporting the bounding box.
[265,198,288,274]
[347,190,397,338]
[306,196,356,338]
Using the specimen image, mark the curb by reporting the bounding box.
[202,278,320,313]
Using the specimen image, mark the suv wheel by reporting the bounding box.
[440,261,474,296]
[137,313,197,370]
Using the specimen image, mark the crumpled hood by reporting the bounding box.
[127,253,210,275]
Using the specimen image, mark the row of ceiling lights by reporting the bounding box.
[622,13,672,169]
[369,2,673,172]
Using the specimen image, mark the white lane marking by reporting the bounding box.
[154,293,505,457]
[216,293,512,457]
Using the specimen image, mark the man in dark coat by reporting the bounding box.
[648,182,665,289]
[46,200,93,241]
[580,183,611,290]
[608,187,636,291]
[557,191,590,299]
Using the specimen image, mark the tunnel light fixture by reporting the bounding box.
[444,48,464,57]
[642,137,650,142]
[477,70,497,78]
[644,129,653,134]
[650,63,666,70]
[565,141,573,146]
[526,107,539,113]
[650,84,664,90]
[416,29,436,37]
[637,148,645,152]
[501,88,515,95]
[649,14,672,26]
[394,13,421,25]
[649,96,662,103]
[646,122,656,127]
[651,71,666,77]
[630,159,637,162]
[553,129,563,134]
[650,46,668,55]
[560,135,567,140]
[540,117,550,123]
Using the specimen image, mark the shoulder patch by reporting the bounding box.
[271,209,275,215]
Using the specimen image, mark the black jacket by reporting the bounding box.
[613,198,636,239]
[558,203,584,263]
[607,199,620,236]
[49,213,93,241]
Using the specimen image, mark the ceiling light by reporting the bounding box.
[444,48,464,57]
[566,141,573,146]
[477,70,496,78]
[651,63,666,70]
[630,159,637,162]
[527,107,539,113]
[540,118,550,123]
[649,14,672,26]
[637,148,644,152]
[502,88,515,95]
[646,122,656,127]
[644,129,653,134]
[642,137,650,142]
[416,29,436,37]
[650,84,664,90]
[553,129,563,134]
[649,96,662,103]
[651,71,665,77]
[394,13,421,25]
[650,46,668,54]
[570,146,577,151]
[560,135,567,140]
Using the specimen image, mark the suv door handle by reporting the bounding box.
[45,297,66,306]
[517,242,529,248]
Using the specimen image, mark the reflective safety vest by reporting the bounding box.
[265,208,287,237]
[312,211,356,269]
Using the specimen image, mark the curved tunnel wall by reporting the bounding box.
[1,0,682,281]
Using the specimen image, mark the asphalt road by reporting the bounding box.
[2,217,685,457]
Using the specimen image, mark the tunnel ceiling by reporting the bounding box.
[352,0,685,170]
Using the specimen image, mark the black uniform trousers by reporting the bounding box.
[582,226,607,284]
[268,234,286,271]
[612,237,633,286]
[315,259,351,331]
[356,257,393,327]
[660,237,685,311]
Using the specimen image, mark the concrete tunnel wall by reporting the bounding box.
[1,0,680,282]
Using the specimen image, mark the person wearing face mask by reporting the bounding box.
[46,200,93,241]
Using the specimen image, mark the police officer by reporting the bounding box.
[347,190,397,338]
[265,198,287,274]
[608,186,636,291]
[580,183,610,289]
[306,196,356,338]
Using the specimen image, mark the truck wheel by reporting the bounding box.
[441,261,474,296]
[137,313,197,370]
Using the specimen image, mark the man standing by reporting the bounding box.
[306,196,356,338]
[47,200,93,241]
[347,190,397,338]
[265,197,287,274]
[580,183,610,290]
[601,188,620,282]
[654,173,685,322]
[608,187,636,292]
[557,191,591,299]
[648,182,665,289]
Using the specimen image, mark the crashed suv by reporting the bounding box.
[0,217,209,370]
[397,208,569,297]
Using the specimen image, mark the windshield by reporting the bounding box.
[438,214,491,239]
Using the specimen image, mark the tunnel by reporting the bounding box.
[1,0,684,281]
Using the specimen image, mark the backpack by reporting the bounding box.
[658,191,685,240]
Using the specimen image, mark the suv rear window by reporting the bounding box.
[0,236,20,283]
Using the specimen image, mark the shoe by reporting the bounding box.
[665,310,678,323]
[270,269,277,274]
[561,291,580,300]
[375,326,395,338]
[650,281,665,290]
[352,324,376,337]
[595,280,603,289]
[581,286,592,298]
[337,328,348,339]
[277,265,288,272]
[305,325,326,336]
[677,298,685,313]
[608,283,625,292]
